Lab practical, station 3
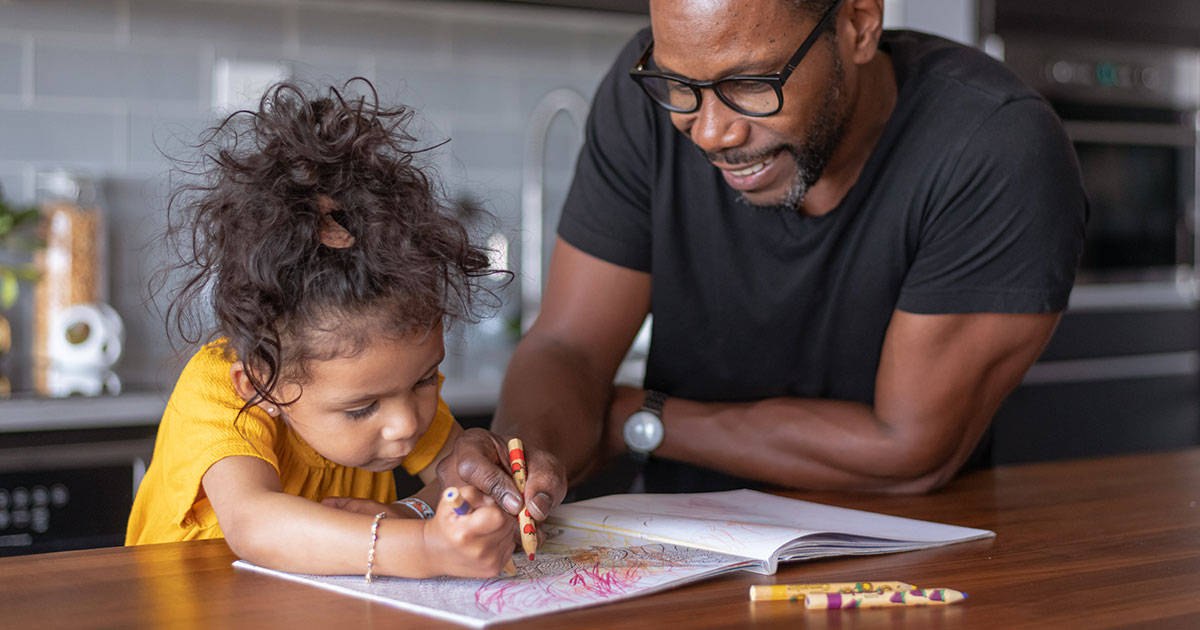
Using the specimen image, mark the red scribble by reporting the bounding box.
[567,565,642,597]
[473,544,698,615]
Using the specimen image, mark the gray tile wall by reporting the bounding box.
[0,0,646,396]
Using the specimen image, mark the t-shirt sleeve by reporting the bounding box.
[896,96,1088,314]
[557,28,656,272]
[127,341,282,541]
[400,372,455,475]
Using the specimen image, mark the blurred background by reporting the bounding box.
[0,0,1197,554]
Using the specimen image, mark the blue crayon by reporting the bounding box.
[444,487,471,516]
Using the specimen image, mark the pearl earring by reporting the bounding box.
[267,407,276,414]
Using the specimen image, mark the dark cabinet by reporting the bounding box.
[0,426,156,556]
[990,304,1200,464]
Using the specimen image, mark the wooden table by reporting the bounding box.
[3,449,1199,629]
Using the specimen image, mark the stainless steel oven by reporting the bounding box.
[1001,38,1199,294]
[976,2,1200,464]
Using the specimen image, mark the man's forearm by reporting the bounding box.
[491,335,611,483]
[647,395,984,494]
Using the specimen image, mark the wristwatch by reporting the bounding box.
[623,390,667,456]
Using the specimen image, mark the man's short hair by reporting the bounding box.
[783,0,836,21]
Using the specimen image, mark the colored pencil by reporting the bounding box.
[507,438,538,561]
[443,487,471,516]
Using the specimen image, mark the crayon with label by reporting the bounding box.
[507,437,538,561]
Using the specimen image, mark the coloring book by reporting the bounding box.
[234,489,993,627]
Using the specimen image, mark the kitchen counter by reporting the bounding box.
[5,448,1199,628]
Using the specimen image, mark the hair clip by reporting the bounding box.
[316,194,355,249]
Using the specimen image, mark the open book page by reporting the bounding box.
[548,490,994,573]
[234,491,992,627]
[234,524,754,628]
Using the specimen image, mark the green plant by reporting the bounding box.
[0,197,41,310]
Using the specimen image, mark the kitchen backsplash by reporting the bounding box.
[0,0,647,395]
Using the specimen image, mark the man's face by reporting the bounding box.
[648,0,849,209]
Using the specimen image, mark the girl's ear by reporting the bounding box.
[229,361,280,417]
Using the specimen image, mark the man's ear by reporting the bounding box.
[842,0,885,65]
[229,361,280,417]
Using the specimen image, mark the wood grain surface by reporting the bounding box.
[3,449,1198,629]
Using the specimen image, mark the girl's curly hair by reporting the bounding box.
[158,78,501,411]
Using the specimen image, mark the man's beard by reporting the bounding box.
[778,53,846,211]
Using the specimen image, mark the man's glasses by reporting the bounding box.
[629,0,843,117]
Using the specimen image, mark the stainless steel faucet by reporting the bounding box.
[519,87,652,386]
[520,88,590,333]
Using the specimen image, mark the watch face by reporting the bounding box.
[623,410,664,453]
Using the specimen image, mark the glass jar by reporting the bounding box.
[31,169,119,396]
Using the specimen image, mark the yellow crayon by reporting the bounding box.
[804,588,967,609]
[507,438,538,561]
[749,582,915,601]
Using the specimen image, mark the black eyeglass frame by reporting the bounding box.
[629,0,844,117]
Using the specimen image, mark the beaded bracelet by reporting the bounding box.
[395,496,435,520]
[365,511,387,584]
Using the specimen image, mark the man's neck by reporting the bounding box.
[799,51,898,217]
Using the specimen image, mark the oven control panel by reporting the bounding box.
[0,465,134,556]
[1045,59,1162,91]
[0,483,69,537]
[1000,37,1200,109]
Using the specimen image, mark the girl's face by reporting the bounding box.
[272,325,446,472]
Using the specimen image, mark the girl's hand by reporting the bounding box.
[421,485,516,577]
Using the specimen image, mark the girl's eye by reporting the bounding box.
[345,400,379,420]
[416,372,439,389]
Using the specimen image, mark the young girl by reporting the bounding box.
[126,79,551,579]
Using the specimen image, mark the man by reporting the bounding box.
[442,0,1086,518]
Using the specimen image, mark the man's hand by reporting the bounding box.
[435,428,567,522]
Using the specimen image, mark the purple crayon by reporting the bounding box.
[443,487,471,516]
[805,588,967,609]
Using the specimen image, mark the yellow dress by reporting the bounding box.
[125,340,454,545]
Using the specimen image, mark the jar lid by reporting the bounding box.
[36,169,96,206]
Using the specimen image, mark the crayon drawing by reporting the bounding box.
[235,525,751,628]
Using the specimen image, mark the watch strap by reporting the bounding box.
[642,389,667,415]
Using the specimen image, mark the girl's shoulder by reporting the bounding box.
[163,339,280,449]
[176,338,236,395]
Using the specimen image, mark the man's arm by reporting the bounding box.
[499,239,1058,494]
[603,309,1058,493]
[491,238,651,483]
[488,237,1056,495]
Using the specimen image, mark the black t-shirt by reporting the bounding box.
[557,29,1088,492]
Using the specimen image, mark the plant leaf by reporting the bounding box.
[0,268,17,310]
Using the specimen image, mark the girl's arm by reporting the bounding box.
[202,454,514,578]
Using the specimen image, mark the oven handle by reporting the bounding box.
[1022,351,1199,385]
[1064,120,1196,147]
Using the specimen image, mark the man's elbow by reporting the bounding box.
[869,440,965,494]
